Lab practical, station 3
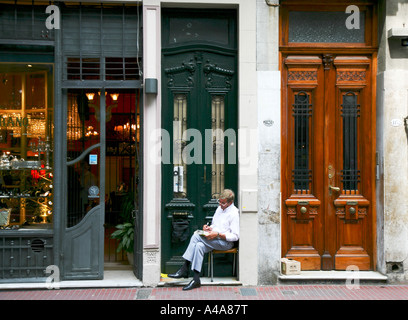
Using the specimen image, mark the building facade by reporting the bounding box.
[0,0,407,286]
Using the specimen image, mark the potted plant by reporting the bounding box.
[111,191,135,264]
[111,221,134,263]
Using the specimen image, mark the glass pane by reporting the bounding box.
[289,11,365,43]
[341,92,360,192]
[105,90,139,262]
[292,91,312,193]
[67,90,101,227]
[211,95,225,199]
[168,17,229,45]
[0,64,53,229]
[173,94,187,197]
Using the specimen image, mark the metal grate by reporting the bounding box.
[61,3,142,82]
[65,57,141,81]
[240,288,257,296]
[292,91,312,193]
[341,92,360,192]
[173,94,188,197]
[211,95,225,199]
[136,289,152,300]
[0,235,53,279]
[67,57,100,81]
[106,57,140,81]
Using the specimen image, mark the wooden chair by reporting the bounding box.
[208,242,238,282]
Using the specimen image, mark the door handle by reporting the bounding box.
[329,185,340,192]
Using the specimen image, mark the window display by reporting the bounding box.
[0,64,53,229]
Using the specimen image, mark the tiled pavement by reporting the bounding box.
[1,284,408,300]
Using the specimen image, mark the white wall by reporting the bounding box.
[256,0,281,284]
[377,0,408,282]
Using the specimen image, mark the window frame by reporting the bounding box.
[279,3,377,51]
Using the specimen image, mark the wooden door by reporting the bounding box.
[281,54,375,271]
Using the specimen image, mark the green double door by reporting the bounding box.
[161,9,238,276]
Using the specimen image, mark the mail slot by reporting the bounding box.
[173,211,189,217]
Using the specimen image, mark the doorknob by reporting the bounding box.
[329,185,340,192]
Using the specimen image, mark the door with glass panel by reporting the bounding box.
[281,54,375,270]
[161,9,238,276]
[62,89,106,280]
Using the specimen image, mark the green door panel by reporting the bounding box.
[161,9,238,277]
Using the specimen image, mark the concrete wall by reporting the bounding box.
[377,0,408,282]
[256,0,281,284]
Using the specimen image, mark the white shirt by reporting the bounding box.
[211,203,240,242]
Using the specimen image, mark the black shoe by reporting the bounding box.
[182,279,201,291]
[168,269,189,279]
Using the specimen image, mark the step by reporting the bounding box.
[158,276,242,287]
[278,271,388,284]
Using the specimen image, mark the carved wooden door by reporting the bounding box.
[160,9,238,275]
[281,54,375,271]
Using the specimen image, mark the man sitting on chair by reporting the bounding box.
[168,189,240,291]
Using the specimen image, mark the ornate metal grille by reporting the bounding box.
[211,95,225,199]
[173,94,188,197]
[341,91,360,192]
[292,91,312,193]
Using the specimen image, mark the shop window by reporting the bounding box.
[0,63,53,229]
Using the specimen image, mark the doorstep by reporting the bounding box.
[158,276,242,287]
[0,270,143,290]
[278,270,387,283]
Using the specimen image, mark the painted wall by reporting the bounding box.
[256,0,281,284]
[377,0,408,282]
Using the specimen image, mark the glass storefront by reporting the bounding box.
[0,63,53,230]
[0,1,143,281]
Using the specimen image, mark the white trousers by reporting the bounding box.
[182,232,234,273]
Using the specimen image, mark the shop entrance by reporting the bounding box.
[103,90,140,270]
[63,89,141,279]
[58,2,143,280]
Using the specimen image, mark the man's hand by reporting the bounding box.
[205,231,220,240]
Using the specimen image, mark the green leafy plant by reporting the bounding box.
[120,191,135,223]
[111,191,136,253]
[111,222,134,253]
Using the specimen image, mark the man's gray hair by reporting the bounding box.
[220,189,235,203]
